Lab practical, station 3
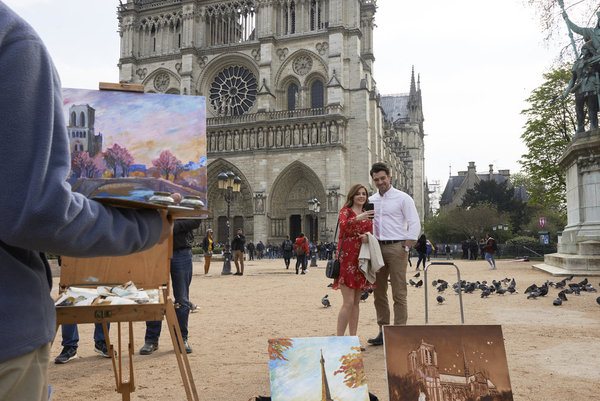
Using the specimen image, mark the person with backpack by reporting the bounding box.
[281,235,294,269]
[294,233,310,274]
[483,233,497,269]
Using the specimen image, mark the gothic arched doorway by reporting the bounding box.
[270,161,326,243]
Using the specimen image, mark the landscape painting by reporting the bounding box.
[62,88,207,204]
[383,325,513,401]
[268,336,369,401]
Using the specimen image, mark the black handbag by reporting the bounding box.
[326,218,344,279]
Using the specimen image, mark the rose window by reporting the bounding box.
[209,66,258,116]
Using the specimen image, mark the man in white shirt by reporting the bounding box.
[367,162,421,346]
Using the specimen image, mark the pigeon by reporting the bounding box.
[583,284,597,292]
[415,280,423,288]
[597,296,600,305]
[409,279,416,286]
[566,275,574,281]
[321,295,331,307]
[564,288,574,294]
[413,272,421,278]
[578,278,588,287]
[481,289,491,298]
[525,284,538,294]
[506,286,517,294]
[437,283,448,292]
[464,283,476,294]
[558,290,568,301]
[555,279,566,289]
[432,280,438,287]
[436,295,445,304]
[553,298,562,306]
[327,283,333,288]
[496,288,506,295]
[360,290,370,302]
[527,290,541,299]
[538,284,549,297]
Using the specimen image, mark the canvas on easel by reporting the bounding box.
[268,336,370,401]
[383,325,513,401]
[61,88,207,206]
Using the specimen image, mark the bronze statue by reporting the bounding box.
[560,42,600,133]
[558,1,600,133]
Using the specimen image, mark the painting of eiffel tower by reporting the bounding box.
[268,336,370,401]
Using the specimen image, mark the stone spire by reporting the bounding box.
[320,350,333,401]
[410,65,417,96]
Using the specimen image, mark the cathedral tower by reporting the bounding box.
[117,0,427,243]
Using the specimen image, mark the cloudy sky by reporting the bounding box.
[5,0,574,202]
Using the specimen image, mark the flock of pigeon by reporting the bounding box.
[322,273,600,308]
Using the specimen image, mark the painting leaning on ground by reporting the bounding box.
[62,88,207,203]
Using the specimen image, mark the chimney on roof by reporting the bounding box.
[489,164,494,179]
[499,169,510,177]
[468,162,476,171]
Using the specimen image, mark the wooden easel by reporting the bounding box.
[54,82,200,401]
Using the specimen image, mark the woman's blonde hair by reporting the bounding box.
[343,184,369,208]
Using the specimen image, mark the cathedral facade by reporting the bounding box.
[117,0,426,244]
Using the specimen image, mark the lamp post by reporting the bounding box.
[218,170,241,275]
[308,197,320,267]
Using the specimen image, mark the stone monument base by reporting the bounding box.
[533,129,600,276]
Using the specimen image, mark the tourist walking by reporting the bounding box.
[202,229,214,275]
[231,228,246,275]
[483,234,498,269]
[415,234,427,270]
[281,235,294,269]
[294,233,310,274]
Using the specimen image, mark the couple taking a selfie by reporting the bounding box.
[331,162,421,348]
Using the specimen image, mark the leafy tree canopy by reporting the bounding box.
[519,67,571,214]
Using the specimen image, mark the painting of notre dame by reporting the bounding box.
[383,325,513,401]
[62,88,207,204]
[268,336,370,401]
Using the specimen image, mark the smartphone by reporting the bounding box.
[364,202,374,219]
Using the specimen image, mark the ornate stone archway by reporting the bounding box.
[204,159,254,244]
[269,161,326,242]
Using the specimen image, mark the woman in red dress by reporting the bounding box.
[334,184,376,337]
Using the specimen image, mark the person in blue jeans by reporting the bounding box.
[140,219,200,355]
[54,323,111,364]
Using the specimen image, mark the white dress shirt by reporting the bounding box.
[369,186,421,241]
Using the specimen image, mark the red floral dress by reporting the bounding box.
[333,206,375,291]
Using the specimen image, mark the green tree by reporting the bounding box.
[461,180,527,233]
[520,67,572,214]
[424,205,510,243]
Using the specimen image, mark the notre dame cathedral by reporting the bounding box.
[117,0,427,244]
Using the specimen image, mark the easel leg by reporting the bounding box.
[165,299,199,401]
[103,322,136,401]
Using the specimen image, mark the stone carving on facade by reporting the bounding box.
[292,54,313,75]
[136,67,148,80]
[257,127,265,147]
[153,72,170,92]
[315,42,329,55]
[254,192,265,214]
[198,56,208,69]
[175,63,182,74]
[276,47,288,61]
[251,48,261,61]
[328,189,339,212]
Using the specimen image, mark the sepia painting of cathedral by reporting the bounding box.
[383,325,514,401]
[115,0,428,245]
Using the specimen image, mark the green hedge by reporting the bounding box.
[192,247,223,255]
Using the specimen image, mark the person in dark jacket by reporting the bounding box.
[140,219,200,355]
[281,235,294,269]
[231,228,246,275]
[469,236,478,260]
[415,234,428,270]
[202,229,214,275]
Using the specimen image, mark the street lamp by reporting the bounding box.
[218,170,241,275]
[308,197,320,267]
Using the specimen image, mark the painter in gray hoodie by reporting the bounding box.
[0,3,171,399]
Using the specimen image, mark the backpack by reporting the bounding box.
[283,240,293,252]
[295,239,306,256]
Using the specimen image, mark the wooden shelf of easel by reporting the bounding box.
[55,237,199,401]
